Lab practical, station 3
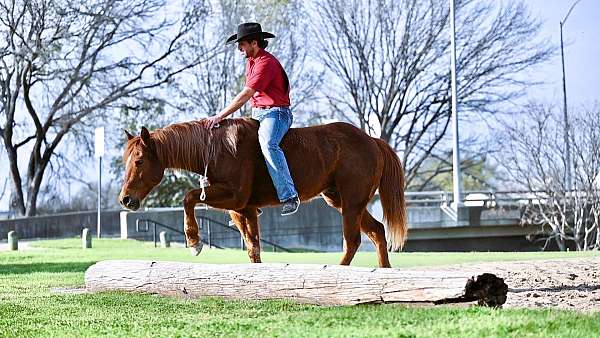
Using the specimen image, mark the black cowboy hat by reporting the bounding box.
[226,22,275,45]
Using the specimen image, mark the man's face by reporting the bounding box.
[237,40,258,58]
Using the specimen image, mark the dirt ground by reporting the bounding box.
[449,257,600,312]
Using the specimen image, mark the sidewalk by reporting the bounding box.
[0,240,32,251]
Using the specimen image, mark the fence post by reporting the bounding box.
[82,228,92,249]
[159,231,170,248]
[7,231,18,251]
[207,219,211,248]
[153,223,157,248]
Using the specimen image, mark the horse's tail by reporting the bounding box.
[374,138,408,251]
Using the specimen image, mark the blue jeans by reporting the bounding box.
[252,107,298,202]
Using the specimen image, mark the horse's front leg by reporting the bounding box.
[183,184,242,256]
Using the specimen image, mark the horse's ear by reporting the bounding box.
[140,127,151,146]
[140,127,158,155]
[124,129,134,141]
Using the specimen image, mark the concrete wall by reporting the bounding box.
[1,199,545,252]
[119,200,541,252]
[120,198,343,252]
[0,210,121,240]
[404,224,544,252]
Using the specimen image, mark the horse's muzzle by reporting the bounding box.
[121,195,140,210]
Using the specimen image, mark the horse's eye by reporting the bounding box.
[135,159,143,166]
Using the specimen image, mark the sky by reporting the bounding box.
[525,0,600,105]
[1,0,599,212]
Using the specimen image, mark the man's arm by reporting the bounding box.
[203,86,256,129]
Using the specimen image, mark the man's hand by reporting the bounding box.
[203,115,223,129]
[205,86,255,129]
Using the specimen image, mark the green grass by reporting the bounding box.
[1,238,599,337]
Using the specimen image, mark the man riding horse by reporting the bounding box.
[203,23,300,217]
[118,23,407,268]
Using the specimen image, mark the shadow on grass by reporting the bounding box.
[0,261,95,275]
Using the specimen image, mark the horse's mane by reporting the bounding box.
[151,118,256,172]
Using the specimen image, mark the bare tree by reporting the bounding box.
[313,0,553,188]
[412,144,498,191]
[36,174,122,213]
[570,113,600,251]
[0,151,7,204]
[0,0,209,216]
[169,0,242,118]
[173,0,323,121]
[497,103,600,251]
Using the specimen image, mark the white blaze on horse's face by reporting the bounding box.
[119,128,165,210]
[124,153,133,173]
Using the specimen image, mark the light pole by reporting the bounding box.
[450,0,462,209]
[95,127,105,239]
[560,0,581,192]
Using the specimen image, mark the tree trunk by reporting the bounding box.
[556,236,566,251]
[25,166,48,217]
[6,148,26,215]
[596,228,600,249]
[85,260,508,307]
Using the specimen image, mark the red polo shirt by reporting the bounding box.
[245,49,290,108]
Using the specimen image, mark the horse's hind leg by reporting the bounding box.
[322,189,364,266]
[326,199,391,267]
[229,208,262,263]
[361,212,391,268]
[322,188,342,211]
[339,206,364,265]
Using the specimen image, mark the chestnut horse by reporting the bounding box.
[119,118,407,268]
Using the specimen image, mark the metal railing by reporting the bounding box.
[135,216,291,252]
[197,215,292,252]
[403,190,567,207]
[135,218,222,248]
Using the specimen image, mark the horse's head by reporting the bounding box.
[118,127,165,210]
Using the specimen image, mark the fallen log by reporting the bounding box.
[84,260,508,306]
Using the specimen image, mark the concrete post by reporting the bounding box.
[159,231,170,248]
[7,231,18,251]
[82,228,92,249]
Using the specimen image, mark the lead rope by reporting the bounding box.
[199,164,210,201]
[199,123,219,201]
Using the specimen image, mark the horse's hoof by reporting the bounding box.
[189,243,203,256]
